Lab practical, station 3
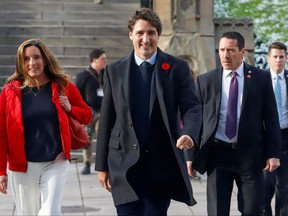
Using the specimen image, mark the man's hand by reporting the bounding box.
[97,171,112,192]
[176,135,194,150]
[187,161,197,177]
[264,158,280,172]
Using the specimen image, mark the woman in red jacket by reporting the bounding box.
[0,38,92,215]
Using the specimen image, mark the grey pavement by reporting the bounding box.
[0,160,244,216]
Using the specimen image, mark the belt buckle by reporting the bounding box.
[213,139,220,145]
[231,142,237,149]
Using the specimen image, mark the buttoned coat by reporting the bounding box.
[95,48,202,206]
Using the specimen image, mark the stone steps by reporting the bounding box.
[0,19,128,26]
[0,55,125,67]
[0,35,132,46]
[0,26,128,36]
[0,0,138,90]
[0,45,131,56]
[0,11,137,21]
[0,0,140,89]
[0,1,137,12]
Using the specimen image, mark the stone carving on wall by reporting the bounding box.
[156,0,215,76]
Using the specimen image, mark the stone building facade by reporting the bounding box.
[154,0,254,76]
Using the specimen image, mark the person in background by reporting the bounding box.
[94,0,103,4]
[190,31,281,216]
[0,38,92,215]
[95,7,202,215]
[75,48,106,175]
[261,41,288,216]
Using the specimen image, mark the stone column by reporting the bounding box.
[155,0,216,76]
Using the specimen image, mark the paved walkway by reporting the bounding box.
[0,161,240,216]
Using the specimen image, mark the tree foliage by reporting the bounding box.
[214,0,288,45]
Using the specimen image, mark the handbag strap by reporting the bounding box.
[86,68,98,80]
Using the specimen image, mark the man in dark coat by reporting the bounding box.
[95,7,202,216]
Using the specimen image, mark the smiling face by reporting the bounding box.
[23,45,48,83]
[219,37,245,71]
[268,48,287,74]
[129,19,159,60]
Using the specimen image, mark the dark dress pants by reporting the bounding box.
[262,129,288,216]
[207,145,264,216]
[116,151,180,216]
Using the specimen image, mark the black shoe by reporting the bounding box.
[81,162,91,175]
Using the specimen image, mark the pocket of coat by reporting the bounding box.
[108,129,121,149]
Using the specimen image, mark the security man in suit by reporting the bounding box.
[262,41,288,216]
[190,31,281,216]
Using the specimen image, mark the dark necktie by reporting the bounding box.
[140,61,151,82]
[225,72,238,139]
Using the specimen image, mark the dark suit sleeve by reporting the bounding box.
[177,61,202,149]
[95,65,116,171]
[185,75,203,161]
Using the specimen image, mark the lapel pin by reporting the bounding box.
[161,63,170,71]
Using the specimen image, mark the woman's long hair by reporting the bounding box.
[6,38,71,93]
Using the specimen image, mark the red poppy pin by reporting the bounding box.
[161,63,170,71]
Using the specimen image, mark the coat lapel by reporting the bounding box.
[117,54,133,106]
[241,63,253,113]
[151,50,172,128]
[214,68,222,116]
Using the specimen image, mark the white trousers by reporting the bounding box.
[8,157,69,216]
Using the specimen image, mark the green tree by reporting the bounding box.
[214,0,288,44]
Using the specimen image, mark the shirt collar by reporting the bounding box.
[223,62,244,78]
[270,69,285,80]
[134,52,157,66]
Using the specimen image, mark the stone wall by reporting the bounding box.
[153,0,255,76]
[214,18,254,68]
[155,0,216,76]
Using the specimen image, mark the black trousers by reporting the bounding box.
[116,183,171,216]
[116,150,180,216]
[262,129,288,216]
[207,145,264,216]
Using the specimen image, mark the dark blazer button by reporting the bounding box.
[129,122,133,127]
[133,144,138,150]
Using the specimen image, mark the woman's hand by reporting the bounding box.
[0,175,8,194]
[59,95,72,112]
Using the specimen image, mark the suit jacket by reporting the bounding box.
[95,48,202,206]
[193,63,281,174]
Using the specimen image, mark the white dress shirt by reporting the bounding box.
[270,69,288,129]
[215,62,244,142]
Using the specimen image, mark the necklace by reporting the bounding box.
[29,83,48,96]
